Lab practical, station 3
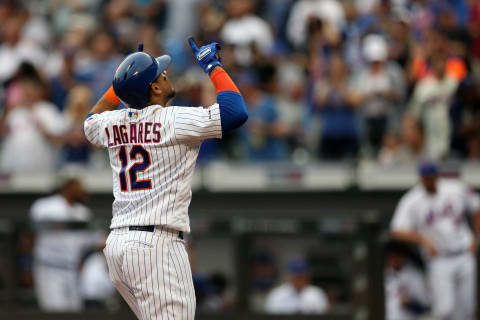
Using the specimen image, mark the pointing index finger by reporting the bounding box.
[188,36,199,52]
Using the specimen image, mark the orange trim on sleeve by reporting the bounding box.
[209,67,240,94]
[104,85,121,104]
[446,58,467,81]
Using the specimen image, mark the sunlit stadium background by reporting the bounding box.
[1,0,480,319]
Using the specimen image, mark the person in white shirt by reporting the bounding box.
[384,240,430,320]
[407,54,459,160]
[220,0,274,65]
[264,257,329,314]
[0,77,66,173]
[0,16,47,83]
[31,178,105,311]
[286,0,346,49]
[351,34,406,155]
[391,161,480,320]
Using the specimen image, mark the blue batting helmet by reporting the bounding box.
[113,52,171,109]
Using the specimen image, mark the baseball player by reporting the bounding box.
[83,38,247,319]
[30,178,104,311]
[390,161,480,320]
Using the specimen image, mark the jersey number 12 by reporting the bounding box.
[118,145,152,192]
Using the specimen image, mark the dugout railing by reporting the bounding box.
[0,208,384,320]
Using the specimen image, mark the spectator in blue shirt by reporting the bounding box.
[75,30,122,102]
[313,55,361,160]
[239,71,288,161]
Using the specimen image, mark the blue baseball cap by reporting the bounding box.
[418,161,438,176]
[287,258,311,274]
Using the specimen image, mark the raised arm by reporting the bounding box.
[88,86,121,116]
[84,86,121,146]
[188,36,248,133]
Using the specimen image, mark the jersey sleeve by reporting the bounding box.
[390,194,416,232]
[83,111,115,147]
[173,104,222,142]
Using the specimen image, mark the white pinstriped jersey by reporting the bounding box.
[84,104,222,232]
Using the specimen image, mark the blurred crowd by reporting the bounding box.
[1,0,480,173]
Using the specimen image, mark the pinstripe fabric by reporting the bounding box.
[85,103,221,319]
[104,227,195,320]
[84,104,221,233]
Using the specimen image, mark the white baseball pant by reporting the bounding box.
[104,226,196,319]
[429,252,476,320]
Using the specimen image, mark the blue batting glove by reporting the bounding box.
[188,36,222,74]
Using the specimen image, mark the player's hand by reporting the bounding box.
[188,36,222,74]
[421,237,438,256]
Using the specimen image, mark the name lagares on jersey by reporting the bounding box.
[105,122,162,147]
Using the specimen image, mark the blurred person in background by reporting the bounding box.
[0,10,48,83]
[436,3,471,62]
[313,54,361,160]
[49,47,81,111]
[387,9,412,69]
[391,161,480,320]
[378,131,405,167]
[45,13,97,108]
[76,29,122,102]
[305,13,344,84]
[195,1,226,45]
[46,0,100,37]
[137,22,164,59]
[449,77,480,159]
[407,53,459,160]
[384,240,430,320]
[239,71,288,161]
[0,76,66,173]
[286,0,345,51]
[407,0,436,37]
[262,0,295,53]
[275,59,310,156]
[264,257,328,314]
[408,29,467,86]
[352,34,406,157]
[378,117,425,167]
[220,0,274,66]
[249,250,278,312]
[30,178,106,311]
[193,271,232,312]
[103,0,136,52]
[60,85,94,166]
[133,0,168,30]
[79,250,116,310]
